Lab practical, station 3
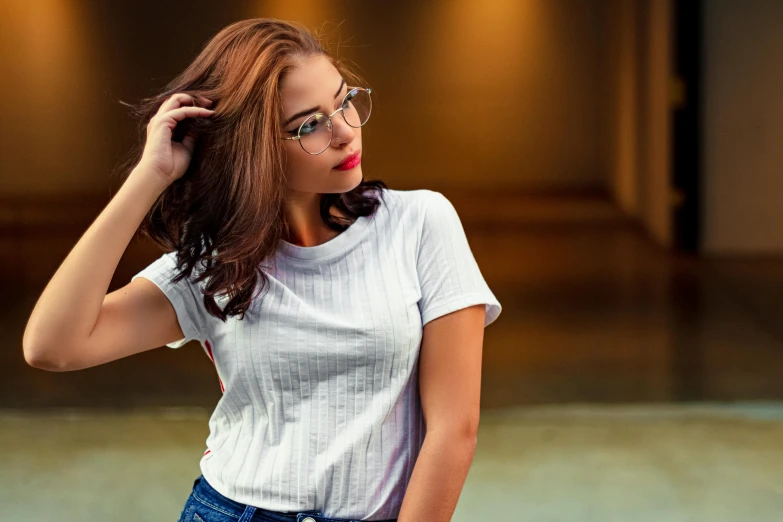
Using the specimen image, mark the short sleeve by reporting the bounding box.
[416,191,502,327]
[131,251,206,348]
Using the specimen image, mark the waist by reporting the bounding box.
[192,474,398,522]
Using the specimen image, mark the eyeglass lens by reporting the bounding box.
[298,88,371,154]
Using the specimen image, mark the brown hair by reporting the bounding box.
[118,18,387,322]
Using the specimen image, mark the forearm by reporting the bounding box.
[22,167,168,366]
[397,430,477,522]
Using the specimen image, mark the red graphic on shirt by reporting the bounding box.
[204,340,225,393]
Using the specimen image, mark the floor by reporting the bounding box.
[2,403,782,521]
[3,191,783,520]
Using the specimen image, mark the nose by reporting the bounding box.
[330,113,356,147]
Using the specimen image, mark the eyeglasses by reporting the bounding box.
[281,86,372,155]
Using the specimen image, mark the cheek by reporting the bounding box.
[288,148,332,173]
[284,146,335,186]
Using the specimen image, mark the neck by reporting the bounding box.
[282,192,347,247]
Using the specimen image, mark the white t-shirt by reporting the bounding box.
[131,187,501,520]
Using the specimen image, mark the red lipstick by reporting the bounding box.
[334,150,361,170]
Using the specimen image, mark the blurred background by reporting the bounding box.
[2,0,782,520]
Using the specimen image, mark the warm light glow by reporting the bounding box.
[0,0,107,193]
[244,1,336,36]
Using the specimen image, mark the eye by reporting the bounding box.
[341,89,356,109]
[300,119,318,135]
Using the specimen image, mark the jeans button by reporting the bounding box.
[302,518,317,522]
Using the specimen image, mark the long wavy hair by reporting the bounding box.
[117,18,387,322]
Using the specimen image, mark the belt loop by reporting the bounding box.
[237,504,257,522]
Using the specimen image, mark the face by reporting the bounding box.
[280,54,363,195]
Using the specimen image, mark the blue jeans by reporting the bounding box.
[177,474,398,522]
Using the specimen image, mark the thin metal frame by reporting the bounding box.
[281,87,372,155]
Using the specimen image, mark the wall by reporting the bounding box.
[0,0,611,200]
[604,0,672,248]
[702,0,783,255]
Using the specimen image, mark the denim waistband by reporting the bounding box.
[192,474,397,522]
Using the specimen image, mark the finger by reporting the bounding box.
[157,93,208,117]
[155,93,193,116]
[147,107,212,143]
[147,97,205,130]
[155,106,215,129]
[181,128,200,153]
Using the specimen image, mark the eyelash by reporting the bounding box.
[288,87,349,132]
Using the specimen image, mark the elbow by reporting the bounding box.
[23,349,62,372]
[25,351,70,372]
[427,419,480,446]
[465,423,479,448]
[457,416,481,442]
[23,338,71,372]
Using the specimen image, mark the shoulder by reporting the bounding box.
[379,187,447,219]
[133,250,207,292]
[375,189,466,258]
[133,251,179,281]
[374,188,463,239]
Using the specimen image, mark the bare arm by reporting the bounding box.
[22,168,172,370]
[22,93,215,371]
[397,304,485,522]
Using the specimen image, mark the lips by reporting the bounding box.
[335,150,360,169]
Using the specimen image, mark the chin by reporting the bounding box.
[334,167,364,191]
[349,168,364,188]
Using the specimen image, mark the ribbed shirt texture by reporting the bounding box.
[131,188,502,520]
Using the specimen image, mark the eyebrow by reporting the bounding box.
[284,78,346,127]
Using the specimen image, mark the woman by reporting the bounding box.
[23,17,502,522]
